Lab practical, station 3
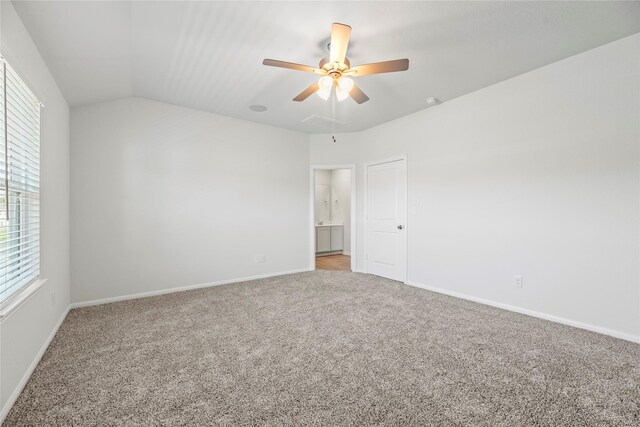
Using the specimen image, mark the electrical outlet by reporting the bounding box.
[513,275,523,288]
[254,254,266,263]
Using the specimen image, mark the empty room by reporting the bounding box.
[1,1,639,425]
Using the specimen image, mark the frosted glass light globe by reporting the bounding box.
[335,77,354,102]
[317,76,333,100]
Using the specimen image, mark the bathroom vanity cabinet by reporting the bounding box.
[316,225,343,253]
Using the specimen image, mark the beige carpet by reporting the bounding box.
[3,271,640,426]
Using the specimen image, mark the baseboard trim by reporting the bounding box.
[0,305,70,424]
[405,281,640,344]
[70,268,313,309]
[315,251,343,257]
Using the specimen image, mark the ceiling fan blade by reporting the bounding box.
[293,82,320,102]
[350,84,369,104]
[347,59,409,76]
[263,59,323,74]
[329,23,351,66]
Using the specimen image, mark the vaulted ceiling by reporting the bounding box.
[12,1,640,133]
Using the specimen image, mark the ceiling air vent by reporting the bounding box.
[302,114,345,129]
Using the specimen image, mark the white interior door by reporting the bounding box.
[366,159,407,282]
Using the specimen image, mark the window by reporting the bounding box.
[0,57,41,303]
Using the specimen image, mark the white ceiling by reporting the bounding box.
[12,1,640,133]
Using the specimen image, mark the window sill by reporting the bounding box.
[0,278,47,322]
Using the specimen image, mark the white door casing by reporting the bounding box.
[366,159,407,282]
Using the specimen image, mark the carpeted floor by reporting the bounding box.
[4,271,640,426]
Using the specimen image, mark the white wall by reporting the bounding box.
[314,169,331,186]
[310,34,640,340]
[70,97,309,304]
[0,0,70,420]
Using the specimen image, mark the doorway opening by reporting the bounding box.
[310,165,356,272]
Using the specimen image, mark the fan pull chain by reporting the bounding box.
[331,89,337,142]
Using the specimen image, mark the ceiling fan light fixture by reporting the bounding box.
[317,75,333,100]
[335,87,349,102]
[335,77,354,102]
[263,22,409,104]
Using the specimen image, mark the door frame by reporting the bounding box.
[309,164,357,272]
[364,155,408,283]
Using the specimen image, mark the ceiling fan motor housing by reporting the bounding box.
[320,57,350,76]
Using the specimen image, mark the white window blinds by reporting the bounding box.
[0,57,41,303]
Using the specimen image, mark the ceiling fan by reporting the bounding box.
[263,23,409,104]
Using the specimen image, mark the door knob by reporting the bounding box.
[397,225,404,230]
